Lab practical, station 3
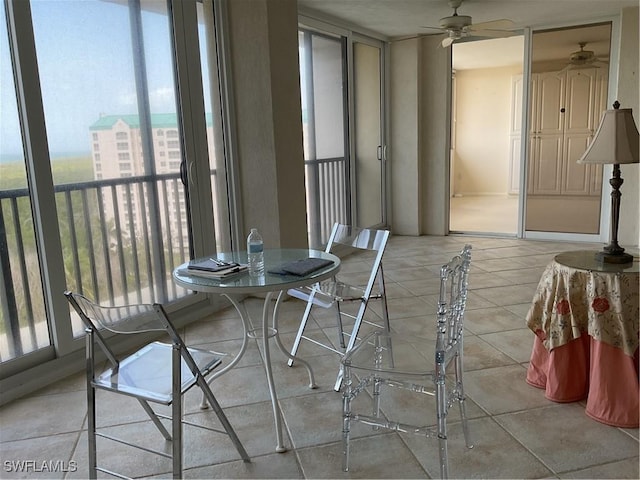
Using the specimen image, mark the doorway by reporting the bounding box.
[298,25,388,249]
[449,36,524,235]
[525,23,611,235]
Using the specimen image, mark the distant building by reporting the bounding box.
[89,113,215,248]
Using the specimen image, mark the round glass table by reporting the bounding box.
[173,248,340,452]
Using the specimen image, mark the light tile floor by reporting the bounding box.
[1,235,638,479]
[450,195,519,234]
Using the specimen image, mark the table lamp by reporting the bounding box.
[578,101,639,264]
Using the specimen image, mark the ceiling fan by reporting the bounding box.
[561,42,609,71]
[424,0,515,48]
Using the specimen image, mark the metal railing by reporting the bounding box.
[0,171,192,361]
[305,156,349,248]
[0,157,344,362]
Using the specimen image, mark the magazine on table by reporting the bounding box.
[183,258,248,278]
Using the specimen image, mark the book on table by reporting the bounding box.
[268,257,334,276]
[185,258,248,278]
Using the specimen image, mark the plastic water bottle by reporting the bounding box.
[247,228,264,277]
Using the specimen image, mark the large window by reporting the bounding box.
[0,0,233,376]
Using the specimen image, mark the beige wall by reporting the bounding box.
[390,38,421,235]
[389,35,450,236]
[420,35,452,235]
[617,6,639,247]
[227,0,308,248]
[453,66,520,196]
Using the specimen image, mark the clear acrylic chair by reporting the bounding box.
[341,245,473,479]
[64,291,250,479]
[287,223,391,391]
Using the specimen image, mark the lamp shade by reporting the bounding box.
[578,105,640,165]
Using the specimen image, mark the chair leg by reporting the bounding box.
[288,292,315,367]
[436,372,449,479]
[86,335,97,480]
[438,431,449,480]
[336,302,346,348]
[377,267,391,333]
[197,376,251,462]
[372,333,383,425]
[138,399,172,440]
[454,352,473,449]
[342,363,353,472]
[333,300,368,391]
[172,345,183,479]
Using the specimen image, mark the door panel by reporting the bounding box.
[536,72,565,134]
[531,135,563,194]
[353,41,384,228]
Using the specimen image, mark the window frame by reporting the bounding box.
[0,0,241,393]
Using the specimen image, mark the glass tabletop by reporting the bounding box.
[554,250,639,274]
[173,248,341,294]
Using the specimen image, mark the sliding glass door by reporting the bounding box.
[0,1,48,361]
[298,29,350,248]
[1,0,232,373]
[298,24,387,248]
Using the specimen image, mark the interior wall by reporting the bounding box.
[227,0,308,248]
[617,6,639,247]
[453,66,521,196]
[419,35,451,236]
[390,38,421,235]
[389,35,450,236]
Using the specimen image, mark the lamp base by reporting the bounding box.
[595,250,634,264]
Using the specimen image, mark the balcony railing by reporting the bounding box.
[305,156,349,248]
[0,171,192,362]
[1,157,343,363]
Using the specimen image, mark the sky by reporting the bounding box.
[1,0,210,159]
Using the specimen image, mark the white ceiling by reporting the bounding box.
[297,0,636,39]
[297,0,634,69]
[452,22,612,70]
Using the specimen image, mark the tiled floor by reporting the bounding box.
[1,235,638,479]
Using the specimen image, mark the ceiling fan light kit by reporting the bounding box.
[560,41,609,72]
[571,42,596,64]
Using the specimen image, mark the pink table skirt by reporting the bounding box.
[527,334,639,428]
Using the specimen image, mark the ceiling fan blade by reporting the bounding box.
[562,63,596,72]
[562,59,609,72]
[392,33,439,42]
[469,28,516,39]
[469,19,514,31]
